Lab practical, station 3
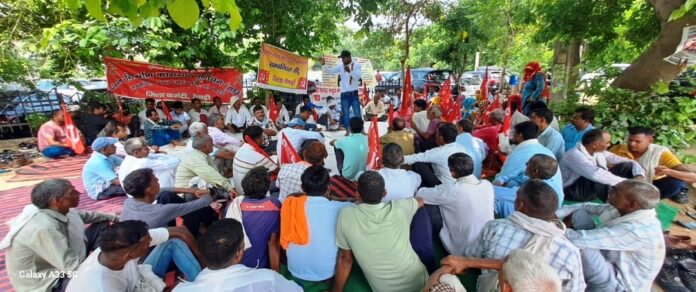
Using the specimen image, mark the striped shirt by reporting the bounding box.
[232,143,278,195]
[464,218,586,291]
[559,203,665,292]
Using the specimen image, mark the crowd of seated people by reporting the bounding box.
[11,92,687,292]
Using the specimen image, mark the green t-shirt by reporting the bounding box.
[336,198,428,292]
[335,133,368,181]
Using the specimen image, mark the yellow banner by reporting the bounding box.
[257,43,309,94]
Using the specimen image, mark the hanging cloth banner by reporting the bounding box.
[104,57,243,103]
[257,43,309,94]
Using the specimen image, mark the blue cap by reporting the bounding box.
[91,137,118,151]
[287,118,306,128]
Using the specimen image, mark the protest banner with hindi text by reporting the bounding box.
[105,57,243,103]
[665,25,696,66]
[257,43,309,94]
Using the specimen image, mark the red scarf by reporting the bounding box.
[523,61,543,82]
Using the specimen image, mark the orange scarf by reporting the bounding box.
[280,195,309,249]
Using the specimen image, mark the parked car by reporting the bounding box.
[459,73,482,97]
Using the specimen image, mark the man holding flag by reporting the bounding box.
[321,50,362,136]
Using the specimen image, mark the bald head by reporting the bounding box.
[392,117,405,131]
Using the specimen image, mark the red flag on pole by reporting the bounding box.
[361,84,370,106]
[160,100,172,120]
[279,132,301,164]
[387,104,394,126]
[366,116,381,170]
[451,96,463,123]
[61,104,85,154]
[481,96,501,125]
[480,66,489,102]
[399,67,413,123]
[269,97,279,122]
[438,79,453,121]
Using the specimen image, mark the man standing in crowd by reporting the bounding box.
[321,50,362,135]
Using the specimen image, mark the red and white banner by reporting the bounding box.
[105,57,243,103]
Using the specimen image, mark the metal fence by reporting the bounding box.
[0,90,84,139]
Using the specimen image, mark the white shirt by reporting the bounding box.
[224,105,253,128]
[403,142,475,185]
[208,127,242,151]
[118,154,181,190]
[208,104,228,117]
[417,175,494,255]
[138,109,164,130]
[277,105,290,124]
[66,228,169,292]
[173,264,302,292]
[412,110,430,133]
[232,143,279,195]
[323,61,362,93]
[188,108,209,123]
[378,168,422,202]
[276,128,324,158]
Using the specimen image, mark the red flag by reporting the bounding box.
[481,96,501,125]
[366,116,381,170]
[116,96,124,115]
[501,98,515,135]
[387,104,394,126]
[243,135,278,180]
[451,96,463,123]
[361,84,370,106]
[279,132,301,164]
[399,67,413,123]
[438,79,453,121]
[480,66,489,102]
[61,104,85,154]
[160,100,172,120]
[269,97,279,122]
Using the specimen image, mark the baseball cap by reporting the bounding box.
[91,137,118,152]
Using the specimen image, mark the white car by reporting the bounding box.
[459,74,482,97]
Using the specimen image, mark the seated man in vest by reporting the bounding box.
[610,126,695,204]
[557,180,664,291]
[364,89,388,121]
[561,129,645,202]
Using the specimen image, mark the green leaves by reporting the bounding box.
[85,0,106,21]
[670,0,696,21]
[167,0,200,29]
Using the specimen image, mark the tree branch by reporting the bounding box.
[649,0,686,24]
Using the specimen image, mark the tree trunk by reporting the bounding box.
[565,38,582,94]
[612,0,696,91]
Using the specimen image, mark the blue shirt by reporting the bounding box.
[561,124,594,151]
[82,152,118,199]
[495,139,564,203]
[537,126,565,161]
[521,73,546,110]
[455,133,486,178]
[335,133,368,181]
[286,197,352,281]
[241,197,281,269]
